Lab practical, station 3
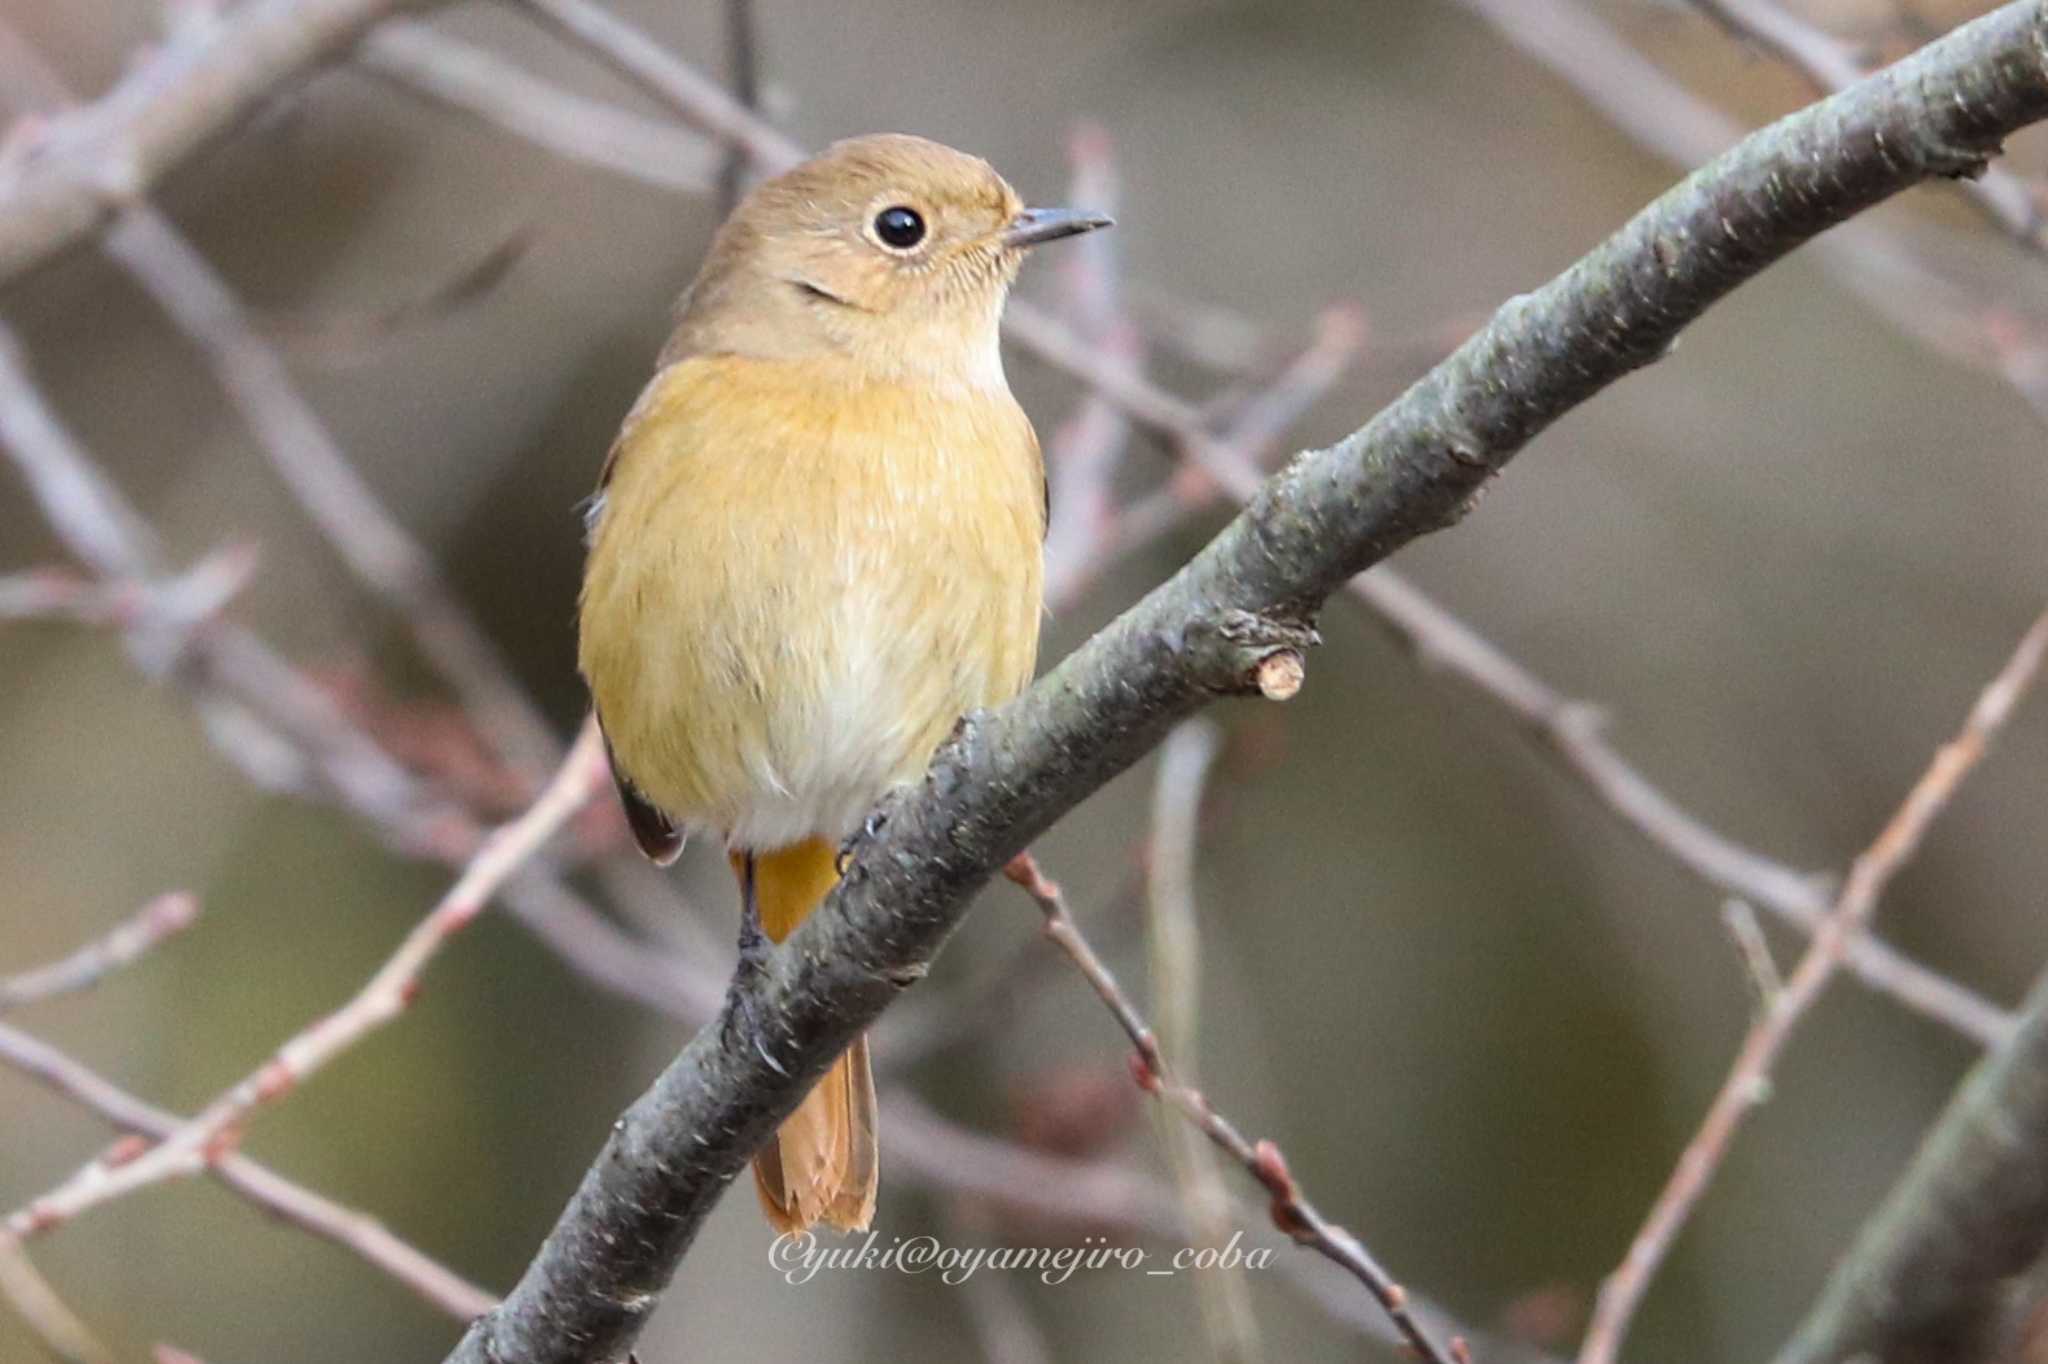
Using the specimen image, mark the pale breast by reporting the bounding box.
[579,356,1044,847]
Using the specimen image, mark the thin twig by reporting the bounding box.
[1004,852,1462,1364]
[0,0,434,286]
[0,892,200,1012]
[1446,0,2048,428]
[1143,719,1263,1364]
[0,548,254,631]
[0,1231,109,1364]
[0,312,704,1052]
[714,0,758,215]
[0,1018,494,1318]
[1685,0,2048,249]
[0,19,563,787]
[1023,295,2012,1045]
[1579,607,2048,1364]
[8,722,609,1238]
[359,21,716,192]
[1042,121,1143,602]
[450,11,2048,1358]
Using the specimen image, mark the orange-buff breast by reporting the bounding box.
[579,351,1044,848]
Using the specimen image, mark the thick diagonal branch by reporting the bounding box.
[1775,968,2048,1363]
[451,6,2048,1361]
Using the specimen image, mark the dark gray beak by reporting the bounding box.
[1001,206,1114,250]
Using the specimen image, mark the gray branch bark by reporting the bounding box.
[1775,965,2048,1364]
[450,5,2048,1360]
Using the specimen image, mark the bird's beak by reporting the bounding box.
[1001,207,1114,250]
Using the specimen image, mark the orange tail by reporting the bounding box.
[732,838,878,1234]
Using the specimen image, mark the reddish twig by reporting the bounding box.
[1578,607,2048,1364]
[0,1018,495,1319]
[1066,351,2010,1046]
[7,722,609,1239]
[2,22,563,786]
[0,892,201,1012]
[1004,852,1464,1364]
[0,546,254,632]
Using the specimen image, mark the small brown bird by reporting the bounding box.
[578,134,1108,1233]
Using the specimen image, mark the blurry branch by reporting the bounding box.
[450,8,2048,1362]
[1775,961,2048,1364]
[7,723,608,1238]
[0,1018,495,1319]
[1007,853,1458,1364]
[1041,122,1145,602]
[0,545,254,633]
[359,21,716,193]
[0,892,200,1012]
[0,0,439,287]
[1447,0,2048,426]
[0,1231,108,1364]
[1350,570,2011,1043]
[715,0,759,215]
[1018,303,2013,1046]
[886,1093,1548,1363]
[1579,609,2048,1364]
[0,297,715,1101]
[942,1201,1055,1364]
[0,19,562,786]
[104,208,563,780]
[1142,721,1263,1364]
[1685,0,2048,249]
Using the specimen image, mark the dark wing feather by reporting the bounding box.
[598,721,684,866]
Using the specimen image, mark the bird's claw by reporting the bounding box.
[836,806,890,874]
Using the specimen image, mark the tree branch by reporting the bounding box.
[1774,961,2048,1364]
[0,0,439,287]
[449,6,2048,1361]
[0,1018,495,1320]
[1579,608,2048,1364]
[0,892,200,1012]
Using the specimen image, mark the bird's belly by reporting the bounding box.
[596,507,1041,849]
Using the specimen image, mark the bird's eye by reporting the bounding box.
[872,206,926,250]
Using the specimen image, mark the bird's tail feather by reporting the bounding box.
[734,838,878,1234]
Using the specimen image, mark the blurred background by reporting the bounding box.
[3,0,2046,1360]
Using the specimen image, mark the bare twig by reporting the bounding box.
[0,548,255,632]
[359,21,715,192]
[0,1231,109,1364]
[1447,0,2048,429]
[0,0,436,286]
[0,1018,494,1318]
[0,312,704,1054]
[1579,608,2048,1364]
[0,22,562,785]
[1775,961,2048,1364]
[8,722,608,1238]
[1685,0,2048,248]
[1142,720,1262,1364]
[714,0,759,215]
[0,892,200,1012]
[1041,122,1144,602]
[450,10,2048,1359]
[1006,852,1459,1364]
[1022,300,2012,1046]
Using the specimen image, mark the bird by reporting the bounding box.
[578,133,1109,1235]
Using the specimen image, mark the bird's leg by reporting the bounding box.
[723,851,784,1071]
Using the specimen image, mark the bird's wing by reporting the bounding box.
[597,720,684,866]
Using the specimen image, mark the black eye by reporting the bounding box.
[873,205,926,249]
